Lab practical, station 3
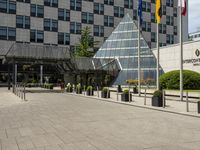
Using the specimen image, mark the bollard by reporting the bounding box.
[23,85,26,101]
[129,85,131,102]
[163,90,165,108]
[117,89,118,101]
[107,87,109,99]
[186,91,189,112]
[97,86,99,98]
[84,86,86,96]
[197,101,200,114]
[144,88,147,105]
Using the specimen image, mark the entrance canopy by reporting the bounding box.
[2,43,71,64]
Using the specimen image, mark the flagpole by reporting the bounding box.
[138,16,141,96]
[156,23,160,90]
[179,0,183,101]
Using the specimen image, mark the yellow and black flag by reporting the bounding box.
[156,0,162,24]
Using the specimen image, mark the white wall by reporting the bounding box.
[152,40,200,73]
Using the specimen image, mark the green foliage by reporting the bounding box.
[102,87,109,92]
[74,26,98,57]
[123,89,129,94]
[160,70,200,90]
[76,83,81,89]
[44,84,54,89]
[86,86,93,91]
[153,90,162,98]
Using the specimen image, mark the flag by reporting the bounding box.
[178,0,187,16]
[156,0,162,24]
[138,0,142,23]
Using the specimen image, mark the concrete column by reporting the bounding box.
[8,64,11,90]
[40,65,43,85]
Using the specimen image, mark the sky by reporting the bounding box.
[189,1,200,33]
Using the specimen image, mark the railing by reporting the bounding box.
[12,83,26,101]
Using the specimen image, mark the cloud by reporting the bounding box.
[189,1,200,32]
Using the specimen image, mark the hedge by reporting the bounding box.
[159,70,200,90]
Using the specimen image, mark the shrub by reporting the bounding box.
[76,83,81,90]
[87,86,93,91]
[159,70,200,90]
[123,89,129,94]
[153,90,162,98]
[102,87,109,92]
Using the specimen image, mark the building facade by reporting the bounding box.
[189,31,200,41]
[0,0,188,53]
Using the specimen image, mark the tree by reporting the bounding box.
[74,26,98,57]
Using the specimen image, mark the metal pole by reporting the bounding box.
[15,64,17,86]
[107,87,109,98]
[137,16,141,96]
[163,90,165,108]
[144,88,146,105]
[84,86,86,96]
[129,85,131,102]
[23,85,26,101]
[179,0,183,101]
[8,64,11,90]
[117,87,118,101]
[97,86,99,98]
[156,23,160,90]
[40,65,43,85]
[186,91,189,112]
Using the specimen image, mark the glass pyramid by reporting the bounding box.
[94,13,163,85]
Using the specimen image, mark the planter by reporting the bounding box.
[121,93,132,102]
[66,87,73,93]
[117,85,122,92]
[152,96,163,107]
[101,91,110,98]
[76,89,82,94]
[133,87,138,94]
[86,90,94,96]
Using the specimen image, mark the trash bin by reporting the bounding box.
[198,101,200,114]
[117,85,122,92]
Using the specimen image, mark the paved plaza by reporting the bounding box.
[1,88,200,150]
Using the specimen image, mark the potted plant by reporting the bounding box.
[126,80,138,94]
[66,83,73,93]
[101,87,110,98]
[121,89,132,102]
[152,90,163,107]
[86,86,94,96]
[76,83,82,94]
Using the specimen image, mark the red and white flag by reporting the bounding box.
[178,0,187,16]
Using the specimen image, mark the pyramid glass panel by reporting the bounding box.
[94,13,163,85]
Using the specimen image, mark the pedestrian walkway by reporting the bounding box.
[1,87,200,150]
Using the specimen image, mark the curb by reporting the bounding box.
[66,93,200,119]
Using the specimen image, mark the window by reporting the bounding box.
[174,26,177,35]
[58,33,70,45]
[114,6,124,18]
[104,16,114,27]
[70,22,81,34]
[44,0,58,7]
[94,25,104,37]
[0,0,16,14]
[16,0,30,3]
[70,0,81,11]
[162,6,166,15]
[94,3,104,15]
[30,30,44,43]
[82,12,93,24]
[0,26,16,41]
[151,13,155,23]
[104,0,114,5]
[124,0,133,9]
[16,15,30,29]
[44,19,58,31]
[173,8,177,17]
[159,24,166,34]
[166,16,173,26]
[31,4,44,18]
[133,9,137,20]
[166,0,173,7]
[151,32,156,42]
[142,1,151,12]
[167,34,174,44]
[58,9,70,21]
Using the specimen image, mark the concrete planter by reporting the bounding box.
[152,96,163,107]
[86,90,94,96]
[101,91,110,98]
[121,93,132,102]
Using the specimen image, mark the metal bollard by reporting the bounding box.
[84,86,86,96]
[144,88,147,105]
[97,86,99,98]
[107,87,109,99]
[163,90,165,108]
[23,85,26,101]
[129,85,131,102]
[186,91,189,112]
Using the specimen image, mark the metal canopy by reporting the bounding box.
[4,43,71,63]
